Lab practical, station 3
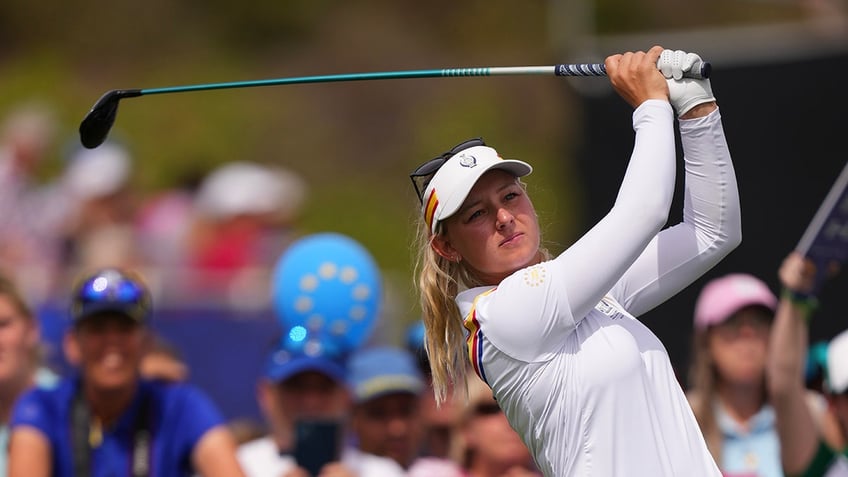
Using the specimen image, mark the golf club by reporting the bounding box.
[79,61,711,149]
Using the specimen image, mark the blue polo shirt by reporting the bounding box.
[10,375,225,477]
[716,401,782,477]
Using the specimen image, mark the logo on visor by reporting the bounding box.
[458,154,477,168]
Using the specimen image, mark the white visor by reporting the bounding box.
[421,145,532,234]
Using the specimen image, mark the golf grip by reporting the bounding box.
[553,61,710,79]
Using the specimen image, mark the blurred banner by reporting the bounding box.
[796,160,848,295]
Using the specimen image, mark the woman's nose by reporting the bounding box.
[496,208,514,228]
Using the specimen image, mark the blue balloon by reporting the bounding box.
[405,319,426,352]
[271,233,381,352]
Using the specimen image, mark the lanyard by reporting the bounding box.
[71,385,153,477]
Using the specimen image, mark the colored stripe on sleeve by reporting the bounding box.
[463,289,496,385]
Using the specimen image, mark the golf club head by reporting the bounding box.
[79,89,141,149]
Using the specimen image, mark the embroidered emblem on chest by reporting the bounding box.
[523,265,546,287]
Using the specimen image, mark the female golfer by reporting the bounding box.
[409,46,740,476]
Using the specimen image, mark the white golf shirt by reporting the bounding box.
[458,101,739,476]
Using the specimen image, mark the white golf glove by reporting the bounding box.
[658,49,715,117]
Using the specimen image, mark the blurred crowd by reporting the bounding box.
[0,101,308,309]
[1,100,846,477]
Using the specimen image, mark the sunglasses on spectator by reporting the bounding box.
[409,137,486,204]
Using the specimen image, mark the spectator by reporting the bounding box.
[805,341,831,395]
[238,338,404,476]
[60,142,141,271]
[347,346,434,471]
[0,273,59,477]
[0,102,63,298]
[8,268,245,477]
[135,169,203,269]
[189,162,306,295]
[62,329,189,384]
[139,335,190,383]
[455,374,539,477]
[687,272,838,476]
[767,251,848,475]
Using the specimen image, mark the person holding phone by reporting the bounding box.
[346,346,436,471]
[238,337,405,477]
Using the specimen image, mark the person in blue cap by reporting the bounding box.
[347,345,460,474]
[238,335,405,477]
[7,267,245,477]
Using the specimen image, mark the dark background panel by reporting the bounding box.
[573,51,848,383]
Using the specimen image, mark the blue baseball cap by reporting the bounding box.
[264,342,348,384]
[70,268,152,324]
[347,346,424,404]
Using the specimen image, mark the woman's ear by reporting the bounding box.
[431,234,460,262]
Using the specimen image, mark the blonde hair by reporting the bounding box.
[413,189,549,406]
[414,218,472,406]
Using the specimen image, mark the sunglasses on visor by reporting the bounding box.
[409,137,486,204]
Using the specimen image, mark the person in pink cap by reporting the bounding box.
[687,271,840,477]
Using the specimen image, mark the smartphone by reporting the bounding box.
[293,419,343,476]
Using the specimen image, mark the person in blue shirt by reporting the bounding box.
[0,273,59,477]
[7,268,246,477]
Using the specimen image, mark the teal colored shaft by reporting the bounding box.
[139,66,558,95]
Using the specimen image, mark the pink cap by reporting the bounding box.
[694,273,777,330]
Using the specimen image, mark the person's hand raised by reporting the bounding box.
[605,45,669,109]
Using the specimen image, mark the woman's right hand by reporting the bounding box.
[604,45,669,109]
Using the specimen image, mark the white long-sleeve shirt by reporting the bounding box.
[458,100,741,477]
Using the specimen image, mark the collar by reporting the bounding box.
[714,398,775,437]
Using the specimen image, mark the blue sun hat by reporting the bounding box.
[271,233,382,355]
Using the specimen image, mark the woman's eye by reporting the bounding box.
[467,209,484,221]
[505,192,518,200]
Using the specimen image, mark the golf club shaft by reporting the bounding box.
[133,62,707,96]
[79,61,711,148]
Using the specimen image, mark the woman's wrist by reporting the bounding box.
[781,287,819,318]
[679,101,717,119]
